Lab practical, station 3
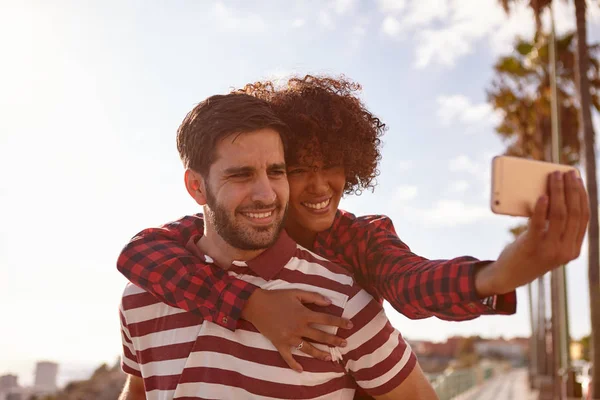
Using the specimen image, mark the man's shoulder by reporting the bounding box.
[121,282,147,298]
[158,213,205,231]
[120,283,164,313]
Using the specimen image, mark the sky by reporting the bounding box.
[2,0,600,387]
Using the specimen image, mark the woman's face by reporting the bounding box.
[285,160,346,237]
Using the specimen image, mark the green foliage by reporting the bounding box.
[498,0,553,16]
[487,32,600,166]
[516,41,535,56]
[509,224,528,239]
[455,337,477,358]
[498,0,552,35]
[580,334,591,361]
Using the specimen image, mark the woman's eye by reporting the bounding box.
[288,169,307,175]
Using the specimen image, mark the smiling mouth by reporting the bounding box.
[241,210,274,219]
[301,198,331,210]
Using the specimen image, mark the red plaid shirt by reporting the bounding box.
[117,210,516,331]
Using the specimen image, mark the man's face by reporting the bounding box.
[202,128,289,250]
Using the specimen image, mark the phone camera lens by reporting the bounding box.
[495,200,500,206]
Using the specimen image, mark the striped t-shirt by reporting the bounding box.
[119,231,416,399]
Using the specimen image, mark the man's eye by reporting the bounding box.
[269,170,286,176]
[230,173,251,179]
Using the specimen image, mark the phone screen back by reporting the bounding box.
[491,156,579,217]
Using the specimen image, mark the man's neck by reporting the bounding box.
[197,227,265,269]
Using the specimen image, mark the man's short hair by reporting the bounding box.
[176,93,289,177]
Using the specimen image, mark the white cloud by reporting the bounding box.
[437,94,502,128]
[414,26,471,68]
[378,0,407,13]
[319,10,335,29]
[394,185,418,201]
[593,112,600,153]
[449,180,470,193]
[421,199,493,226]
[449,154,480,175]
[334,0,356,15]
[401,0,449,29]
[449,154,495,200]
[395,159,414,172]
[488,1,535,55]
[390,194,494,226]
[550,3,574,33]
[378,0,537,69]
[292,18,306,28]
[212,2,267,33]
[385,159,495,226]
[263,68,301,86]
[382,16,403,37]
[412,0,512,68]
[353,16,369,36]
[379,0,600,69]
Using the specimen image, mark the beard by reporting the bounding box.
[204,184,287,251]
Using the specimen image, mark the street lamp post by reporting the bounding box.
[548,2,573,398]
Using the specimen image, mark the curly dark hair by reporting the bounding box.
[235,75,386,195]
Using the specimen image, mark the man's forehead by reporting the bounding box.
[212,148,285,174]
[217,130,282,151]
[221,161,286,171]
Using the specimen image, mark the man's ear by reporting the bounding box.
[184,169,208,206]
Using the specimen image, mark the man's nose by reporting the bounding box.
[251,174,277,205]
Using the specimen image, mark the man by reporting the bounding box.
[118,93,438,399]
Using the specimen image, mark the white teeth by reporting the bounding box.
[302,199,331,210]
[244,211,273,219]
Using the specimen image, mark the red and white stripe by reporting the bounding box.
[120,244,416,399]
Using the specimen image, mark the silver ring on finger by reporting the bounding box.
[295,340,304,351]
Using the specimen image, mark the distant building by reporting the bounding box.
[0,387,33,400]
[474,339,527,365]
[34,361,58,391]
[0,375,18,392]
[0,361,61,400]
[410,336,463,359]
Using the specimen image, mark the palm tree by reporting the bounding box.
[573,1,600,396]
[498,1,600,396]
[499,0,552,36]
[488,32,598,385]
[488,34,584,165]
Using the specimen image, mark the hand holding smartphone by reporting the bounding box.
[490,156,580,217]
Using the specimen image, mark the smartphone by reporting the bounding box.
[491,155,580,217]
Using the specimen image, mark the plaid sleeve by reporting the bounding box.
[357,215,516,321]
[120,307,142,377]
[338,288,417,396]
[116,214,259,331]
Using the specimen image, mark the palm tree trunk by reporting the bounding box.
[574,0,600,398]
[527,282,537,388]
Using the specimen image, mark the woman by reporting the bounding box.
[117,75,515,390]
